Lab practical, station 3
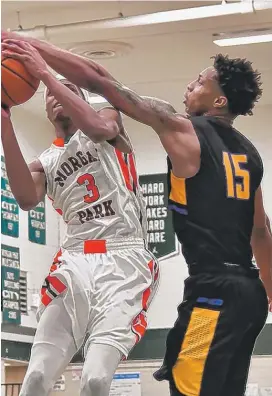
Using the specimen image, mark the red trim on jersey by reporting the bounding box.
[52,249,62,266]
[142,260,155,310]
[41,249,65,307]
[47,196,63,216]
[47,275,67,294]
[128,153,138,188]
[131,259,156,344]
[115,149,133,191]
[84,240,107,254]
[132,311,147,344]
[41,293,52,307]
[53,138,65,147]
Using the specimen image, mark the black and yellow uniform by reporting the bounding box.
[156,116,268,396]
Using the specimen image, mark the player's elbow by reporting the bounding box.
[19,201,37,211]
[17,195,39,211]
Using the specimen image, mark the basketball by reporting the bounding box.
[1,56,40,107]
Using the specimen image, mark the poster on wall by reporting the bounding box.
[28,199,46,245]
[1,155,19,238]
[1,244,21,325]
[110,373,141,396]
[139,173,179,260]
[53,375,65,391]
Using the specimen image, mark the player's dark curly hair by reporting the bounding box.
[212,54,262,116]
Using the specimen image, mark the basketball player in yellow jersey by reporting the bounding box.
[2,34,272,395]
[1,44,160,396]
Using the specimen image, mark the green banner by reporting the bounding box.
[139,173,179,260]
[28,200,46,245]
[1,244,21,325]
[1,156,19,237]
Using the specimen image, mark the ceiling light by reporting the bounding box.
[101,2,254,28]
[214,33,272,46]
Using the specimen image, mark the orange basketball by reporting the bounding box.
[1,56,40,107]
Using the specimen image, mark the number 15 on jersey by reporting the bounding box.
[223,152,250,200]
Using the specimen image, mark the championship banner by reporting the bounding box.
[139,173,179,260]
[1,155,19,238]
[1,244,21,325]
[28,199,46,245]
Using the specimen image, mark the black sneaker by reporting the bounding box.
[153,365,170,382]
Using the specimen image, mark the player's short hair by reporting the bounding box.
[212,54,262,116]
[44,75,89,103]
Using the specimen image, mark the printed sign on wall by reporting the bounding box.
[139,173,179,260]
[1,156,19,238]
[1,244,21,325]
[28,199,46,245]
[110,373,141,396]
[71,370,141,396]
[53,375,65,391]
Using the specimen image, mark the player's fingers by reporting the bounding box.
[20,41,36,52]
[3,39,35,53]
[2,42,28,55]
[2,50,29,62]
[3,38,25,46]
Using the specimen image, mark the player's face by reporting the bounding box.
[45,81,84,123]
[183,67,227,116]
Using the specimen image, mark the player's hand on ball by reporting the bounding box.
[1,30,21,42]
[2,39,48,79]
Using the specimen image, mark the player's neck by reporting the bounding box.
[55,124,77,141]
[205,110,236,125]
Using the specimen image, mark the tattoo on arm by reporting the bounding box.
[96,79,178,126]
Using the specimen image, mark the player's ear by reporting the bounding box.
[214,96,227,109]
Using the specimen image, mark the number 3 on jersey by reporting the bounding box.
[77,173,100,203]
[223,152,250,200]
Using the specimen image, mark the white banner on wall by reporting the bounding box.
[110,373,141,396]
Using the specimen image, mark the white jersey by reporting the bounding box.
[39,130,147,249]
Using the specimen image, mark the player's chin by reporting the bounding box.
[184,106,193,117]
[54,108,72,123]
[55,113,72,127]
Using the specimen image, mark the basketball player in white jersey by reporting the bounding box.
[1,43,159,396]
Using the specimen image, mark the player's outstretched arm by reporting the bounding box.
[1,107,46,210]
[2,34,200,177]
[2,41,121,143]
[251,186,272,310]
[2,37,184,127]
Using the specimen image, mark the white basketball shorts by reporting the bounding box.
[38,238,160,358]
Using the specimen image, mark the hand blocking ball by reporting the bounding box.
[1,55,40,107]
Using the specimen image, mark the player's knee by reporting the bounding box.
[80,371,109,395]
[20,370,47,396]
